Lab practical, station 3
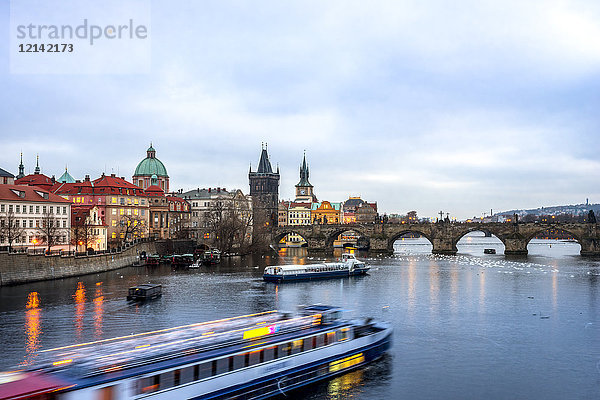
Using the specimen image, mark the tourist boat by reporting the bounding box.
[126,284,162,301]
[0,305,392,399]
[263,253,370,283]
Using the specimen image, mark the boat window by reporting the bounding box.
[315,334,325,348]
[196,362,212,380]
[326,331,336,345]
[233,353,246,370]
[303,337,314,351]
[181,365,194,385]
[159,371,174,389]
[249,350,261,366]
[211,360,217,376]
[137,375,159,394]
[263,346,277,362]
[216,357,229,375]
[291,339,303,355]
[173,369,181,387]
[97,385,115,400]
[340,327,350,341]
[278,342,292,357]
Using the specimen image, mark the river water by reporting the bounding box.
[1,232,599,399]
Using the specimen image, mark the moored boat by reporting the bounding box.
[202,249,221,265]
[264,253,370,283]
[0,305,392,399]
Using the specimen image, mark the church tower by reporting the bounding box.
[295,152,316,203]
[17,153,25,179]
[249,144,280,229]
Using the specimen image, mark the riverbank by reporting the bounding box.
[0,241,156,286]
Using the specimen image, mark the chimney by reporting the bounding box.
[208,188,211,193]
[111,173,116,177]
[85,175,90,182]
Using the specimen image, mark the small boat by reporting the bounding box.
[484,248,496,254]
[202,249,221,265]
[0,305,392,399]
[126,284,162,301]
[264,253,370,283]
[145,254,161,266]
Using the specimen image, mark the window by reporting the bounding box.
[249,350,262,366]
[263,346,277,362]
[16,205,20,213]
[233,353,246,370]
[278,342,292,358]
[42,206,46,214]
[215,358,229,375]
[112,209,117,215]
[30,206,33,213]
[63,206,66,214]
[1,205,4,212]
[292,339,303,355]
[8,205,13,212]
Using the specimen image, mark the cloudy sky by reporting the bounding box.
[2,0,599,219]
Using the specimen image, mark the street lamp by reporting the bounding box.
[32,238,37,254]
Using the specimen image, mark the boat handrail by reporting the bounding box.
[34,313,326,377]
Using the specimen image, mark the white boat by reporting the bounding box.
[264,253,370,283]
[0,305,392,399]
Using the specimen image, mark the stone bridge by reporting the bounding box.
[273,222,600,256]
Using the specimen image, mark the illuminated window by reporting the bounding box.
[111,197,117,204]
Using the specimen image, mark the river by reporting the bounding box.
[0,232,599,399]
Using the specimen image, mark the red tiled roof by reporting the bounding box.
[0,184,70,203]
[15,173,54,190]
[145,185,165,197]
[52,174,146,196]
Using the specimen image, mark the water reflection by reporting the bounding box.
[24,292,41,365]
[73,282,86,340]
[94,282,104,339]
[327,369,364,398]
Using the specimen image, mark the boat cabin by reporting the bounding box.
[127,284,162,301]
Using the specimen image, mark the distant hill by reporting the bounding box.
[496,203,600,217]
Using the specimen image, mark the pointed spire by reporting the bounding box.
[296,151,312,187]
[34,154,40,174]
[256,144,273,174]
[17,152,25,179]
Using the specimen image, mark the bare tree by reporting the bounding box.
[70,211,99,252]
[36,210,66,253]
[205,195,253,254]
[117,214,146,245]
[0,209,25,252]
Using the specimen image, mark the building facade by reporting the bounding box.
[0,184,71,251]
[178,187,252,246]
[53,174,150,248]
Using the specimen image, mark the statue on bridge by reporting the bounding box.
[588,210,596,224]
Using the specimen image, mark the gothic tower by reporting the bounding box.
[295,152,316,203]
[249,144,280,230]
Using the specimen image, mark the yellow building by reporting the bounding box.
[311,201,341,224]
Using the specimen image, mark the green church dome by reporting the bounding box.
[134,144,169,177]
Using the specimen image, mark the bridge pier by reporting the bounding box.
[503,237,529,256]
[431,237,458,255]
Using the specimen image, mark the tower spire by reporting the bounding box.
[17,152,25,179]
[34,154,40,174]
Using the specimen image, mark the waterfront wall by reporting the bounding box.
[0,241,156,286]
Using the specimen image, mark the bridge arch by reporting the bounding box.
[387,229,434,252]
[523,225,583,245]
[324,227,368,250]
[272,229,311,248]
[452,227,506,254]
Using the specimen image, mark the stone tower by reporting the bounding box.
[249,144,280,230]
